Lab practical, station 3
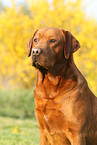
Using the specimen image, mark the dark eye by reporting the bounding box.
[49,39,56,43]
[34,38,38,43]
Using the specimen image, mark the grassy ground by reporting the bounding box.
[0,89,35,118]
[0,116,40,145]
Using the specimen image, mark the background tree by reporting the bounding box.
[0,0,97,95]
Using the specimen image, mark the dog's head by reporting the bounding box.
[27,28,80,70]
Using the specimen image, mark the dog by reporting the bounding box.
[27,27,97,145]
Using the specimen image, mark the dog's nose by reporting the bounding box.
[32,48,41,56]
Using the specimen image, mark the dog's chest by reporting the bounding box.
[34,92,68,132]
[35,98,71,145]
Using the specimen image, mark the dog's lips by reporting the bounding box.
[35,62,42,67]
[32,60,49,71]
[32,55,53,70]
[32,61,44,68]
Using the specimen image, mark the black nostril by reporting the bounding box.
[33,50,35,54]
[36,51,38,54]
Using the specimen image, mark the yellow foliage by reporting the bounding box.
[0,0,97,95]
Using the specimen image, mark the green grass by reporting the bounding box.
[0,89,35,118]
[0,116,40,145]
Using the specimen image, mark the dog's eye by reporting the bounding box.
[49,39,56,43]
[34,38,38,43]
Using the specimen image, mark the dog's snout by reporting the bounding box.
[32,48,41,56]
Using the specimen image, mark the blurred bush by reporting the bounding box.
[0,0,97,95]
[0,89,35,118]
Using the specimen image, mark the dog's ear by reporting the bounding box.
[27,29,38,57]
[62,29,80,59]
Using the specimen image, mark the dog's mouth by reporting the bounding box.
[33,61,42,68]
[32,60,48,72]
[32,55,54,73]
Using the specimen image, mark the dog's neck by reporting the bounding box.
[36,55,77,86]
[35,55,87,99]
[35,55,79,99]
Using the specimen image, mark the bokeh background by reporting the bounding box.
[0,0,97,144]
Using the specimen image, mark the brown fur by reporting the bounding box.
[27,27,97,145]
